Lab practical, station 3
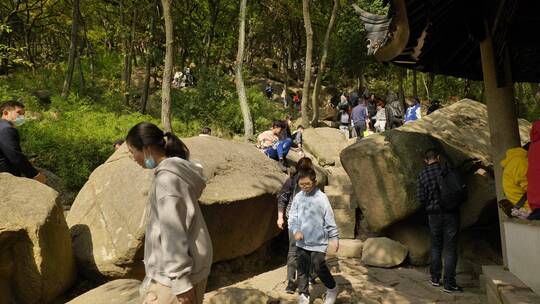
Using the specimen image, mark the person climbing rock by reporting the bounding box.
[0,100,46,184]
[277,157,315,294]
[288,168,340,304]
[126,122,212,304]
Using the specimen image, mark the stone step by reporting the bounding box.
[333,209,356,239]
[481,265,540,304]
[326,193,356,209]
[327,239,363,258]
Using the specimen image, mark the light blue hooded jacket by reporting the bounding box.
[288,188,339,253]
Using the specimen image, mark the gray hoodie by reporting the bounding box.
[142,157,213,295]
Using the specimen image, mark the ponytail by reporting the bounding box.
[126,122,189,160]
[164,132,190,160]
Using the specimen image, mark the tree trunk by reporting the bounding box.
[398,67,405,105]
[424,72,435,99]
[530,83,540,108]
[464,78,472,99]
[141,7,156,114]
[310,0,338,126]
[301,0,314,127]
[161,0,173,132]
[235,0,253,140]
[76,55,85,95]
[412,69,418,97]
[61,0,80,98]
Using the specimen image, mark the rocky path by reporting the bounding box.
[204,257,487,304]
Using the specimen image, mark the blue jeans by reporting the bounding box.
[265,138,292,160]
[428,213,459,286]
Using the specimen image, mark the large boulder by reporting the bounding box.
[67,279,140,304]
[303,127,351,166]
[0,173,76,304]
[341,100,531,232]
[67,136,286,280]
[361,237,408,268]
[386,224,431,266]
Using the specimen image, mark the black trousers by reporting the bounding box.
[287,230,315,283]
[297,247,336,296]
[428,213,459,286]
[354,123,366,138]
[287,230,298,282]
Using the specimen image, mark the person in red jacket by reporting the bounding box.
[527,120,540,220]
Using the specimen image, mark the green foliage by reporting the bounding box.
[18,94,157,191]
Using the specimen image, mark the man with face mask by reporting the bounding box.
[0,100,46,183]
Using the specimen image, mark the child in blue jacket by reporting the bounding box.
[288,168,340,304]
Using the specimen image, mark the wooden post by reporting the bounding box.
[479,22,521,268]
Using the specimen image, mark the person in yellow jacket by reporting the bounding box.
[501,144,530,210]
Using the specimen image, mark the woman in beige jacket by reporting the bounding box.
[126,122,213,304]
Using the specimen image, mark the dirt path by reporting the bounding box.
[204,256,486,303]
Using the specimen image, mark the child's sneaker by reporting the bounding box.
[324,285,339,304]
[285,281,296,294]
[298,293,310,304]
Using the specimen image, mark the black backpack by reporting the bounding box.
[437,164,467,211]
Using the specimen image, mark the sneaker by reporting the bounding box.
[324,286,339,304]
[443,284,463,293]
[278,159,288,173]
[430,278,441,287]
[285,281,296,294]
[298,293,310,304]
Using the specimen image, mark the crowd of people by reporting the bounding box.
[1,96,539,304]
[333,90,441,139]
[172,65,196,88]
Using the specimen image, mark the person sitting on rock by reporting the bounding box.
[126,122,212,304]
[199,127,211,137]
[417,148,463,293]
[257,120,292,172]
[500,143,530,218]
[288,168,340,304]
[404,97,422,124]
[527,120,540,220]
[0,100,46,184]
[277,157,315,294]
